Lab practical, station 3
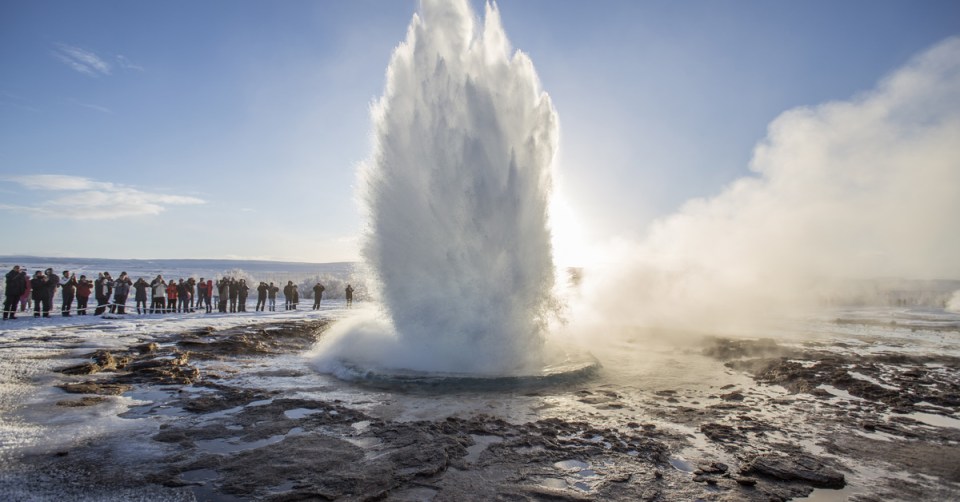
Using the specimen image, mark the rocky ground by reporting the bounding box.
[2,318,959,501]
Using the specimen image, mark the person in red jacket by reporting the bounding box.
[166,281,178,313]
[76,275,93,315]
[19,271,31,313]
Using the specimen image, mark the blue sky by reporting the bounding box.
[1,0,958,262]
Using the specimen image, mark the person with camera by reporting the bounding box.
[60,270,77,316]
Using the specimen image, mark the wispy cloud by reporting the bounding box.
[0,90,41,113]
[115,54,144,72]
[53,44,111,76]
[67,97,112,114]
[1,174,205,219]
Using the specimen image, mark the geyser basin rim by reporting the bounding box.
[330,356,601,392]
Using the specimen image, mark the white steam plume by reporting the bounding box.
[572,37,960,331]
[312,0,558,374]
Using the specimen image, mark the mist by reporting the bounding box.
[566,37,960,332]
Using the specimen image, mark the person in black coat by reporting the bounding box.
[45,268,60,313]
[237,279,249,312]
[255,282,268,312]
[312,282,325,310]
[94,272,114,315]
[268,282,279,311]
[228,278,239,313]
[112,272,132,314]
[30,271,50,317]
[60,270,77,316]
[283,282,294,311]
[217,278,229,313]
[177,279,190,313]
[133,278,149,315]
[3,265,26,320]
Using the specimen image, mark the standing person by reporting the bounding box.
[133,278,149,315]
[196,278,208,313]
[312,282,325,310]
[292,283,300,310]
[166,280,178,313]
[187,278,197,312]
[60,270,77,316]
[3,265,26,320]
[218,278,229,313]
[268,282,279,311]
[30,271,49,317]
[104,272,116,313]
[228,278,239,313]
[18,269,30,313]
[205,278,214,313]
[256,282,268,312]
[237,279,249,312]
[283,281,293,311]
[177,279,190,313]
[94,273,111,315]
[45,268,60,314]
[151,275,167,314]
[345,284,354,308]
[76,275,92,315]
[112,272,132,314]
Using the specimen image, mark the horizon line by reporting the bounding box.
[0,255,358,266]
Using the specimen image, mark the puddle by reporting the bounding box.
[805,485,859,501]
[540,477,566,489]
[465,434,503,463]
[895,412,960,429]
[388,486,438,501]
[195,427,304,454]
[668,457,695,472]
[576,469,598,478]
[817,384,863,401]
[572,481,591,492]
[345,436,381,450]
[554,459,589,470]
[180,468,218,482]
[848,371,899,391]
[283,408,322,419]
[190,484,245,502]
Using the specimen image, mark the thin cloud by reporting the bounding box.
[53,44,111,76]
[67,98,113,114]
[2,174,205,220]
[0,90,41,113]
[116,54,144,72]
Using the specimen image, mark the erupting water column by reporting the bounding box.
[341,0,560,375]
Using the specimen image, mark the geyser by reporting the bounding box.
[314,0,562,375]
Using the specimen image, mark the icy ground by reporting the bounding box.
[1,305,958,501]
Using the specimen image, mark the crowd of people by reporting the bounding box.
[3,265,356,320]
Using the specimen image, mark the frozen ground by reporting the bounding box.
[1,304,958,501]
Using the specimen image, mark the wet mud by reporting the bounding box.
[4,320,959,501]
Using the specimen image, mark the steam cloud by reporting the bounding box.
[570,37,960,331]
